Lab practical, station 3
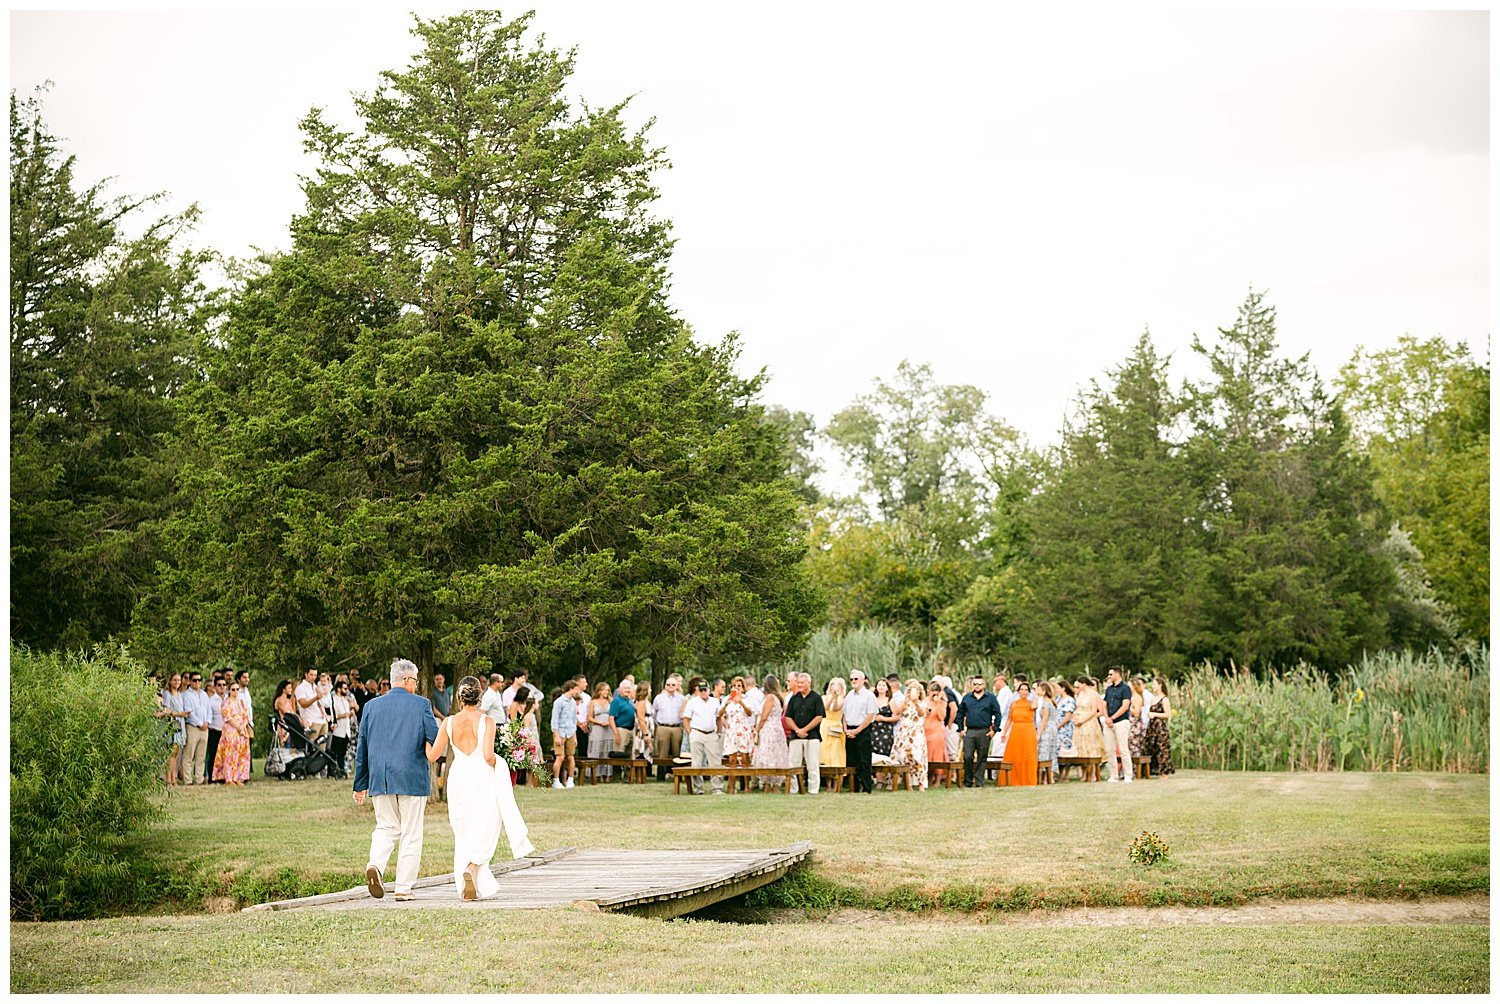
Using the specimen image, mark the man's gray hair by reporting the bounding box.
[390,658,419,684]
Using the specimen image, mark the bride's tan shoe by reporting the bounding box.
[462,868,477,901]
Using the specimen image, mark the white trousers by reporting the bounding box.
[945,724,961,761]
[689,731,723,793]
[787,738,821,794]
[1101,719,1132,780]
[369,794,426,893]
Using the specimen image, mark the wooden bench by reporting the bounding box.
[1057,755,1101,782]
[873,762,918,790]
[819,766,853,792]
[576,757,651,784]
[670,766,801,794]
[927,760,964,788]
[1096,755,1152,780]
[985,759,1014,786]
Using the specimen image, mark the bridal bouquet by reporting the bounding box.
[494,717,551,786]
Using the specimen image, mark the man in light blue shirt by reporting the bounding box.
[550,677,582,789]
[180,672,212,784]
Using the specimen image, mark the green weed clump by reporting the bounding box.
[10,643,175,919]
[1174,647,1488,773]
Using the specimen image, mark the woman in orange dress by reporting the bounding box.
[1000,680,1039,786]
[923,682,950,783]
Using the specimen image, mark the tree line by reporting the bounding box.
[11,11,1487,695]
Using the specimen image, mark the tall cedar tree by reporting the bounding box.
[1183,292,1392,669]
[10,91,209,649]
[145,13,820,689]
[1013,333,1207,672]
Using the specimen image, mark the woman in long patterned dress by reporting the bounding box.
[213,680,252,785]
[890,683,929,789]
[819,677,846,768]
[1055,679,1077,755]
[1070,676,1107,770]
[160,672,188,786]
[750,675,790,790]
[721,678,755,767]
[869,678,897,759]
[1143,676,1176,775]
[632,682,654,764]
[1000,681,1039,785]
[1127,678,1148,763]
[1034,681,1060,780]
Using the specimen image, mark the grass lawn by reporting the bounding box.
[136,769,1487,910]
[10,910,1488,993]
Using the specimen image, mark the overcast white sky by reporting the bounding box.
[9,4,1491,459]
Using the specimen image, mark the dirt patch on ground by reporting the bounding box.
[768,894,1489,928]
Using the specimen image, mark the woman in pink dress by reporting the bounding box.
[750,674,790,790]
[213,681,252,785]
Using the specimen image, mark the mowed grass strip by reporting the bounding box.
[9,910,1488,994]
[140,770,1487,911]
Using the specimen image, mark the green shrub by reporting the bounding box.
[10,643,173,919]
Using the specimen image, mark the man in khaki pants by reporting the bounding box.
[1100,667,1134,783]
[353,659,439,900]
[180,672,211,784]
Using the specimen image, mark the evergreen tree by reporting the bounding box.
[1012,333,1205,673]
[144,13,819,687]
[1183,292,1391,669]
[10,90,210,649]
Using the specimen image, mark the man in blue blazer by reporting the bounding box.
[353,658,439,900]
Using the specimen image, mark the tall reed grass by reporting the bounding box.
[1172,648,1488,773]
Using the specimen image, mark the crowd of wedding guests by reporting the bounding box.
[152,666,548,788]
[541,667,1176,794]
[153,661,1175,796]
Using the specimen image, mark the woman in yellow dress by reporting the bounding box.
[819,677,846,767]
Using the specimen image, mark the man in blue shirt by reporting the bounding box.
[1101,666,1134,783]
[957,675,1002,788]
[550,676,582,789]
[608,680,637,776]
[353,658,439,900]
[180,672,212,784]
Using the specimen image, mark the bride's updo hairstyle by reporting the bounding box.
[457,676,485,708]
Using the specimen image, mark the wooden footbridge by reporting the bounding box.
[243,842,812,920]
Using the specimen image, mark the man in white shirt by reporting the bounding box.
[842,671,880,793]
[651,674,685,780]
[682,680,724,795]
[743,679,765,717]
[294,668,329,749]
[500,670,543,713]
[479,673,506,719]
[991,672,1015,757]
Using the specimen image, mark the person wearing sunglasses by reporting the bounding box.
[682,681,724,794]
[214,681,253,785]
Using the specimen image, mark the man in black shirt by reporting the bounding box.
[784,672,826,794]
[1100,666,1134,783]
[957,676,1002,787]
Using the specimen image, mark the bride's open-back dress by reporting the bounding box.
[445,712,534,899]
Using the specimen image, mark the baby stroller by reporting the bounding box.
[275,715,346,780]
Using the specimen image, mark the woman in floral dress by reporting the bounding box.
[750,675,790,789]
[1127,678,1148,762]
[213,680,252,785]
[1055,680,1077,754]
[890,683,929,789]
[1143,676,1176,775]
[721,677,755,767]
[869,678,897,759]
[1034,681,1060,780]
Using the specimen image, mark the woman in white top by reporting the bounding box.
[426,675,534,900]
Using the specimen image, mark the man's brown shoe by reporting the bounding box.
[365,865,384,899]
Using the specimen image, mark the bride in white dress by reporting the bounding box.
[426,676,534,900]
